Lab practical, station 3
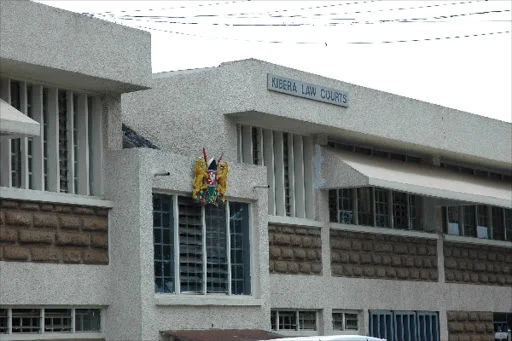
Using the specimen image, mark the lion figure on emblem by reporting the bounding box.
[192,157,207,199]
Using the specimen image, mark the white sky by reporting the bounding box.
[37,0,512,122]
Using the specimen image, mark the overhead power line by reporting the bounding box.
[106,9,511,27]
[89,1,246,16]
[127,22,510,45]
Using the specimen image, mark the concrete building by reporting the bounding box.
[1,1,511,341]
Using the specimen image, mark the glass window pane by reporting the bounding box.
[178,196,203,293]
[230,202,250,295]
[375,189,389,228]
[332,312,344,330]
[447,206,460,235]
[75,309,101,331]
[464,206,476,237]
[0,309,8,334]
[338,189,354,224]
[358,188,374,226]
[278,311,297,330]
[393,192,408,230]
[153,193,174,293]
[205,204,228,294]
[345,313,358,330]
[298,311,317,331]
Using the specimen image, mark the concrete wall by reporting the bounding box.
[105,148,270,340]
[0,0,151,93]
[122,59,512,170]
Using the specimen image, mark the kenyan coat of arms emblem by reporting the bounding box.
[192,148,228,205]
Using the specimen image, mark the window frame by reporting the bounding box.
[330,187,427,232]
[270,309,318,334]
[443,205,511,242]
[332,310,360,332]
[152,192,253,296]
[0,76,104,197]
[0,307,103,338]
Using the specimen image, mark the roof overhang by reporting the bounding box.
[162,329,282,341]
[0,98,40,138]
[320,147,512,208]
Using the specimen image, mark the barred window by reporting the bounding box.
[11,309,40,333]
[392,191,408,230]
[370,311,439,341]
[463,206,476,237]
[446,206,460,235]
[375,189,389,228]
[477,205,489,239]
[0,308,101,334]
[492,207,505,241]
[153,193,251,295]
[332,311,359,331]
[44,308,71,332]
[0,77,103,196]
[505,209,512,242]
[270,309,318,332]
[357,188,374,226]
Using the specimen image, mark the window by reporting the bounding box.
[0,308,101,334]
[446,206,460,235]
[0,77,103,196]
[12,309,40,333]
[357,188,374,226]
[44,309,71,332]
[444,205,511,242]
[375,189,389,227]
[331,188,428,231]
[0,309,8,334]
[332,311,359,331]
[75,309,101,332]
[237,125,314,219]
[271,310,317,332]
[153,194,251,295]
[369,311,439,341]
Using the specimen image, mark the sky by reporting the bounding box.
[37,0,512,123]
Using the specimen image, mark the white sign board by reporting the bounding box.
[267,74,349,107]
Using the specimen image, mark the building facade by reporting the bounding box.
[1,2,511,341]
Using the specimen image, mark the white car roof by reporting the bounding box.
[269,336,385,341]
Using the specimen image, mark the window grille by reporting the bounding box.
[477,205,489,239]
[375,189,390,228]
[153,194,174,294]
[492,207,505,241]
[463,206,476,237]
[44,309,71,332]
[237,125,313,219]
[11,309,40,333]
[0,309,7,334]
[332,311,359,331]
[271,309,318,332]
[393,192,408,230]
[0,77,103,196]
[338,189,354,224]
[447,206,460,236]
[505,209,512,242]
[370,311,440,341]
[153,194,251,295]
[75,309,101,332]
[331,188,428,232]
[357,188,374,226]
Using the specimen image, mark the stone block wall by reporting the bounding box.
[447,311,494,341]
[331,230,438,281]
[0,199,109,264]
[444,242,512,286]
[268,224,322,275]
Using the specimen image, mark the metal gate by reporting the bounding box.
[369,311,439,341]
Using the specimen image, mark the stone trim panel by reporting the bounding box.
[0,199,109,265]
[268,224,322,275]
[331,229,438,281]
[447,311,494,341]
[444,241,512,286]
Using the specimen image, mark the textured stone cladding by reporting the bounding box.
[268,224,322,275]
[447,311,494,341]
[0,199,109,265]
[444,241,512,286]
[331,230,438,281]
